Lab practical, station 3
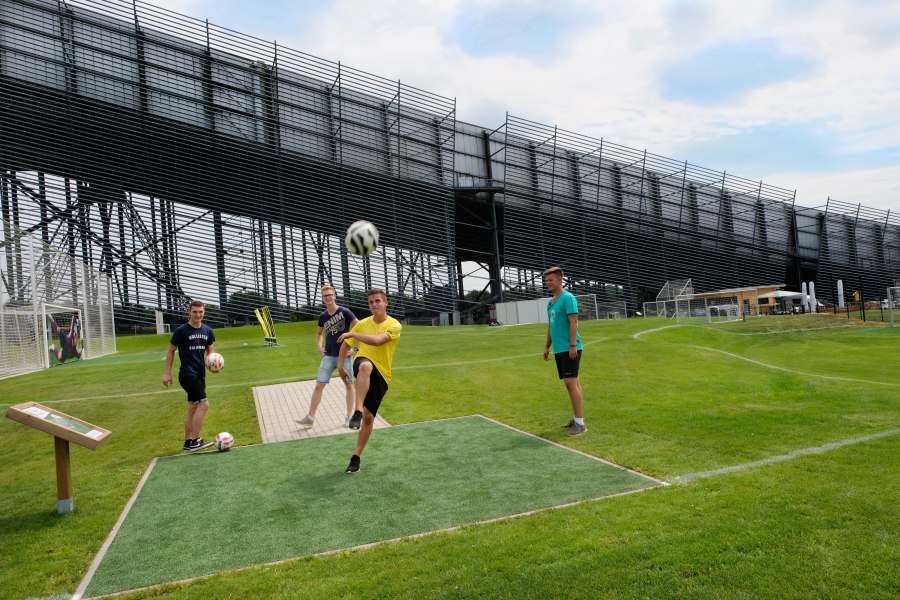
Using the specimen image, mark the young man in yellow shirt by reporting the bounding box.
[338,288,402,473]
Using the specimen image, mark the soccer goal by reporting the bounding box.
[706,303,741,323]
[674,296,742,324]
[575,294,599,320]
[0,306,43,378]
[575,294,627,320]
[887,287,900,327]
[1,220,116,378]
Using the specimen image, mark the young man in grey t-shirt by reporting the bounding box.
[297,285,358,427]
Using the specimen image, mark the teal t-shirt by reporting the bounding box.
[548,291,582,353]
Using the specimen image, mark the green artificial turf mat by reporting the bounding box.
[85,415,658,596]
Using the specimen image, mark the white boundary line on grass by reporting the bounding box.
[631,322,864,341]
[475,414,666,486]
[701,323,870,336]
[672,427,900,484]
[73,458,160,600]
[394,337,607,371]
[689,345,900,387]
[632,324,679,340]
[5,339,609,409]
[630,326,900,387]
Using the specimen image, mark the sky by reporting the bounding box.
[142,0,900,214]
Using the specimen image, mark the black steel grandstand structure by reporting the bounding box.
[2,0,898,327]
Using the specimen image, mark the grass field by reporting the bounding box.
[1,315,898,599]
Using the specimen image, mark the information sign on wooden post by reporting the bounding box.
[5,402,111,514]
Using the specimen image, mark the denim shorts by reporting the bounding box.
[316,354,354,385]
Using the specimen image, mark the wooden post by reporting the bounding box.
[54,436,74,514]
[6,402,110,513]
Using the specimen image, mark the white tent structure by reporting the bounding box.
[756,290,804,314]
[756,290,804,300]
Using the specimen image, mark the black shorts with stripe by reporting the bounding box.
[353,357,389,416]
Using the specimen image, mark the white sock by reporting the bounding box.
[574,417,584,426]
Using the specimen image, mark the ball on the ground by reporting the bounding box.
[215,431,234,451]
[345,220,379,257]
[206,352,224,373]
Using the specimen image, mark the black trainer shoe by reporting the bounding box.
[183,440,192,452]
[188,438,215,451]
[348,410,363,430]
[566,423,587,436]
[345,454,361,474]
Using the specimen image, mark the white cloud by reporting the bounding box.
[108,0,900,211]
[777,164,900,213]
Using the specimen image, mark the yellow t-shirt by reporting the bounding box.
[345,315,402,383]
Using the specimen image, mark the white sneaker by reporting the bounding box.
[297,415,315,426]
[344,416,352,427]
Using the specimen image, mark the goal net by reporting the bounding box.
[675,295,742,324]
[887,287,900,327]
[0,307,43,378]
[706,303,741,323]
[574,294,627,320]
[1,220,116,378]
[643,278,694,318]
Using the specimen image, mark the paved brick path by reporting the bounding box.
[252,380,390,443]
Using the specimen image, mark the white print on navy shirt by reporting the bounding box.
[322,311,346,335]
[187,332,210,351]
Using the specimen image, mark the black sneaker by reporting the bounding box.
[345,454,361,474]
[188,438,215,452]
[182,440,192,452]
[348,410,363,430]
[566,423,587,437]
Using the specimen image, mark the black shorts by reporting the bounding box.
[178,373,207,404]
[554,350,582,379]
[353,357,389,416]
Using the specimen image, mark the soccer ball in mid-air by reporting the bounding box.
[206,352,224,373]
[345,220,379,257]
[215,431,234,451]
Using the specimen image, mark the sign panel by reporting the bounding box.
[5,402,111,450]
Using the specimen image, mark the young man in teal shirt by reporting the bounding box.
[542,266,586,436]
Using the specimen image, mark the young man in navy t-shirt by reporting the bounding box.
[164,300,217,451]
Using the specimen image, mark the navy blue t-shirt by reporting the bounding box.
[318,306,356,356]
[170,323,215,377]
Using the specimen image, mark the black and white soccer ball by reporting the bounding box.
[345,220,379,257]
